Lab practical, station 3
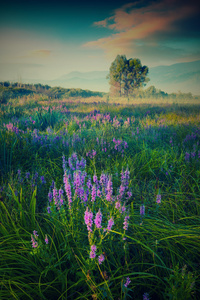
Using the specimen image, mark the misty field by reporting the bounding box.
[0,96,200,300]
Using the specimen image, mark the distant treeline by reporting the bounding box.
[0,81,199,104]
[0,82,105,103]
[135,85,198,100]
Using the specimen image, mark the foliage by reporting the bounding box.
[0,82,105,104]
[107,55,149,96]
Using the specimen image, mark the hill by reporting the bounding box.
[47,60,200,95]
[1,60,200,95]
[148,60,200,95]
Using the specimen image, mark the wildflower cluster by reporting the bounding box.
[47,152,132,265]
[31,230,39,248]
[124,277,131,288]
[31,230,48,249]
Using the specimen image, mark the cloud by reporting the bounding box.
[93,17,114,28]
[27,50,51,58]
[83,0,200,63]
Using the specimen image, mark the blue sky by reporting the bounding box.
[0,0,199,82]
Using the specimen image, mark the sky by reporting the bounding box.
[0,0,199,82]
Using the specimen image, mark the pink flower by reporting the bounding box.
[84,207,93,232]
[115,201,121,210]
[90,251,96,259]
[106,178,113,201]
[98,254,105,264]
[45,235,48,244]
[156,194,161,204]
[107,217,114,231]
[91,245,96,252]
[123,215,130,230]
[31,231,38,248]
[64,174,72,209]
[124,276,131,287]
[91,185,96,202]
[33,230,38,237]
[90,244,97,259]
[94,209,102,229]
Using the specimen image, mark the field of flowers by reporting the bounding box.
[0,97,200,299]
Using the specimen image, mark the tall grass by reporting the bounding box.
[0,96,200,299]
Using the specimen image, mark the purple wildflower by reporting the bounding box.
[94,209,102,229]
[115,201,121,210]
[87,178,92,190]
[74,171,81,196]
[59,188,64,206]
[93,173,98,183]
[100,173,107,190]
[79,157,86,169]
[50,180,55,189]
[127,191,132,199]
[98,254,105,264]
[124,168,130,188]
[33,230,38,237]
[17,169,23,183]
[31,235,38,248]
[48,191,53,203]
[81,171,87,185]
[90,251,96,259]
[106,177,113,201]
[68,156,75,171]
[25,172,30,179]
[62,155,66,172]
[123,215,130,230]
[64,173,72,209]
[91,245,97,252]
[45,235,48,244]
[140,205,145,216]
[40,176,46,184]
[107,217,114,231]
[143,293,150,300]
[53,188,58,206]
[47,206,51,214]
[34,172,38,181]
[124,277,131,288]
[156,194,161,204]
[90,244,97,259]
[91,185,96,202]
[31,230,39,248]
[84,207,93,232]
[119,184,125,199]
[97,189,101,197]
[83,192,88,202]
[121,204,126,213]
[92,150,96,157]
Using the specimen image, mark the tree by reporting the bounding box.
[107,55,149,96]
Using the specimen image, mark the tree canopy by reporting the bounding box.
[107,55,149,96]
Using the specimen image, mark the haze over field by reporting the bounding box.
[0,0,200,93]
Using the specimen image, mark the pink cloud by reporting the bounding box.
[93,16,114,28]
[30,50,51,57]
[83,0,199,59]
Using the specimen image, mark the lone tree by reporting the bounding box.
[107,55,149,96]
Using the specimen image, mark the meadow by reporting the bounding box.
[0,95,200,300]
